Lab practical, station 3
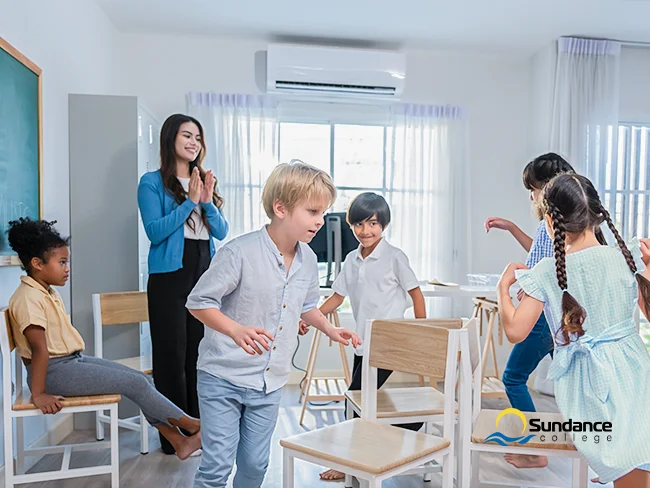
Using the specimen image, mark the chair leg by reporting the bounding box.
[282,450,294,488]
[110,404,120,488]
[442,450,454,488]
[139,410,149,454]
[345,474,354,488]
[368,478,381,488]
[572,458,588,488]
[423,422,432,482]
[15,416,24,475]
[4,415,14,488]
[470,451,480,488]
[96,409,105,441]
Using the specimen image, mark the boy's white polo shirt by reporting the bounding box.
[331,238,420,356]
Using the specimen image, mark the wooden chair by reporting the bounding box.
[343,318,467,483]
[93,291,151,454]
[281,318,464,488]
[472,298,507,399]
[457,317,589,488]
[1,309,120,487]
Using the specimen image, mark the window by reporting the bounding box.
[604,123,650,240]
[276,121,393,311]
[279,122,389,211]
[605,123,650,349]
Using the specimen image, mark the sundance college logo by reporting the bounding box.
[485,408,613,446]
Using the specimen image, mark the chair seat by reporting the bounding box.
[13,392,121,411]
[345,387,457,418]
[481,377,507,398]
[115,355,152,375]
[471,409,578,451]
[280,418,450,475]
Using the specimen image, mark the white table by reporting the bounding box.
[319,284,498,299]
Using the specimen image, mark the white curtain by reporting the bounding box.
[387,104,470,315]
[550,37,621,194]
[186,93,279,240]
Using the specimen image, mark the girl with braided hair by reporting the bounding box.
[486,152,576,469]
[497,174,650,487]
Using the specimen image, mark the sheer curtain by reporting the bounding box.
[550,37,621,193]
[386,104,470,315]
[186,93,279,240]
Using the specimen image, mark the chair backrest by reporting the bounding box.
[361,318,469,441]
[458,316,484,426]
[367,318,463,379]
[1,309,25,414]
[92,292,148,359]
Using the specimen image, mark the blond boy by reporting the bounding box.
[186,161,361,488]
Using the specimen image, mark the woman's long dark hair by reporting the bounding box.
[542,174,650,345]
[160,114,224,232]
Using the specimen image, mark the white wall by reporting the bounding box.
[115,34,534,268]
[620,46,650,124]
[115,34,535,373]
[0,0,116,466]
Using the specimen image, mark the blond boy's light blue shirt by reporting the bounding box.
[186,226,320,393]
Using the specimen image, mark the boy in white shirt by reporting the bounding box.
[308,192,426,482]
[187,162,361,488]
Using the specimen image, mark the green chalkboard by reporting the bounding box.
[0,38,42,266]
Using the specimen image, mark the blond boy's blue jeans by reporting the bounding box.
[193,370,282,488]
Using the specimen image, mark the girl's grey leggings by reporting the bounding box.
[27,352,184,426]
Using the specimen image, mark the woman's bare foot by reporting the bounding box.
[504,454,549,468]
[175,431,202,461]
[320,469,345,481]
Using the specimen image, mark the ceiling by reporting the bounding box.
[96,0,650,54]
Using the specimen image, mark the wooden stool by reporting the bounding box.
[298,311,352,425]
[471,298,507,399]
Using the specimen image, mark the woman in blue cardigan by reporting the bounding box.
[138,114,228,454]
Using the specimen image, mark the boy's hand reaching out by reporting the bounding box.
[326,328,361,348]
[298,320,310,335]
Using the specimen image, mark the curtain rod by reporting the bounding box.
[619,40,650,48]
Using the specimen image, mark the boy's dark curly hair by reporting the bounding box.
[7,218,69,271]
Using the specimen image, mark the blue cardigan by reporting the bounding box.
[137,170,229,274]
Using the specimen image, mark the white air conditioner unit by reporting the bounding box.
[266,44,406,100]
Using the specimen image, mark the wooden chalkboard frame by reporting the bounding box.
[0,37,43,267]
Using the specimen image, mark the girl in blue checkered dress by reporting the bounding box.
[497,174,650,487]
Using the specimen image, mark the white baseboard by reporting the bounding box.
[0,413,74,485]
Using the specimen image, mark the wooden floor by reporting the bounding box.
[15,385,608,488]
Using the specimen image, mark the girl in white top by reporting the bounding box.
[308,192,426,481]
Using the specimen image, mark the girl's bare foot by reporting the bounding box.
[320,469,345,481]
[175,431,202,461]
[503,454,549,468]
[169,415,200,436]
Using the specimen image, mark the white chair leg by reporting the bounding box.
[15,416,24,475]
[423,422,432,482]
[345,473,354,487]
[572,458,588,488]
[110,404,120,488]
[4,415,14,488]
[442,450,454,488]
[282,450,294,488]
[368,478,381,488]
[139,410,149,454]
[96,409,105,441]
[470,450,480,488]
